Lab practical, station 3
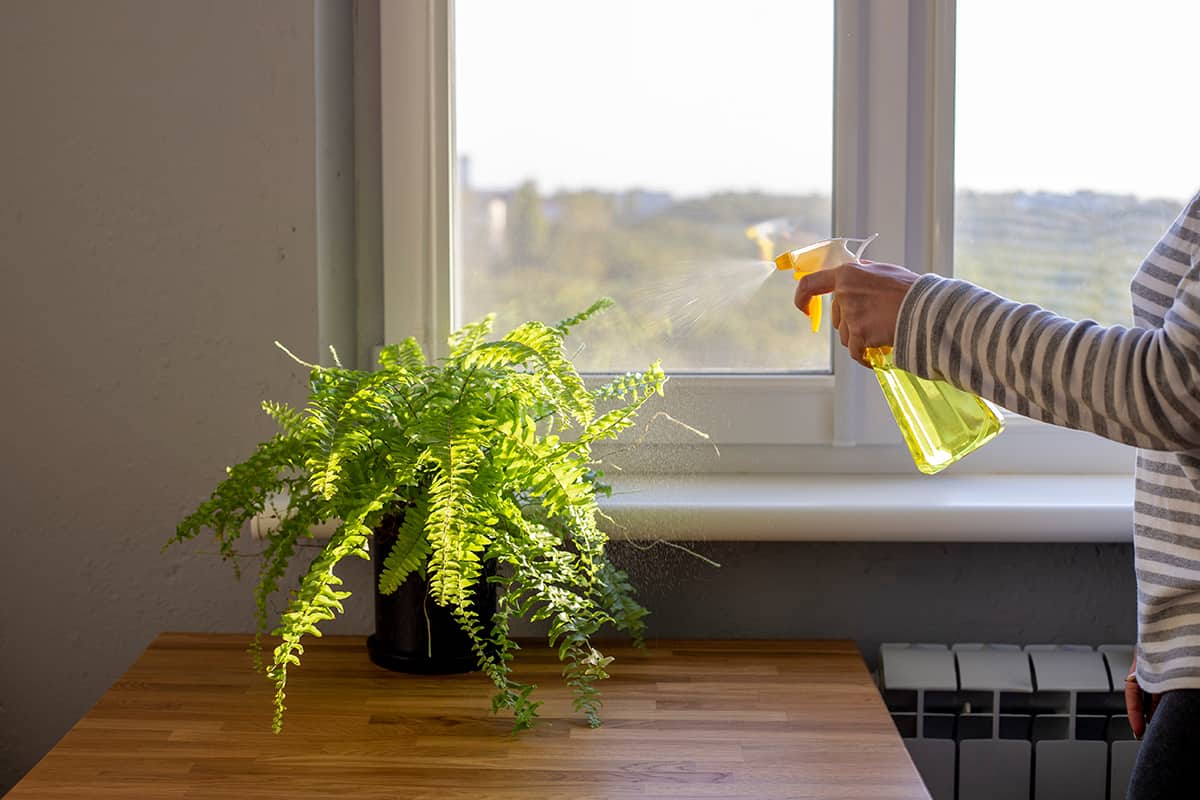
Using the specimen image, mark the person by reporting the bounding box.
[795,190,1200,797]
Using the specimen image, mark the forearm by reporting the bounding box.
[893,273,1200,451]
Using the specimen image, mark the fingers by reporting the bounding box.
[1126,678,1144,739]
[847,333,867,367]
[833,297,849,349]
[810,271,867,367]
[832,295,866,364]
[795,269,838,315]
[795,263,908,368]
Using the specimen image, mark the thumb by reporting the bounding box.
[794,269,838,315]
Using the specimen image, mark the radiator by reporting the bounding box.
[877,643,1139,800]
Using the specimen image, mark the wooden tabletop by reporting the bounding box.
[10,633,930,799]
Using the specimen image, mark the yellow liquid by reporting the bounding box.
[865,347,1004,475]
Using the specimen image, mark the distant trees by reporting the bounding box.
[954,191,1178,327]
[460,185,1181,373]
[507,180,549,263]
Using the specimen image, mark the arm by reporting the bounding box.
[893,264,1200,452]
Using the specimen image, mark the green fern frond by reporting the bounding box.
[250,510,306,670]
[573,362,666,450]
[591,361,667,402]
[378,337,426,372]
[488,516,614,727]
[261,400,307,438]
[303,369,362,443]
[463,340,543,370]
[487,414,595,522]
[378,499,432,595]
[499,322,593,424]
[425,443,489,607]
[553,296,613,335]
[448,313,496,358]
[596,560,648,646]
[483,586,542,728]
[171,434,302,561]
[308,371,401,500]
[267,486,389,732]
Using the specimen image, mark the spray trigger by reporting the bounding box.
[774,234,878,332]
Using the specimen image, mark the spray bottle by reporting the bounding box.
[774,235,1005,474]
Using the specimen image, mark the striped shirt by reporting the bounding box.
[895,190,1200,693]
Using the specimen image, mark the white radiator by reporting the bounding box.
[878,643,1138,800]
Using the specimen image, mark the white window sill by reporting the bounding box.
[252,474,1134,543]
[599,473,1133,543]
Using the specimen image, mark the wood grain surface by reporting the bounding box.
[9,634,930,799]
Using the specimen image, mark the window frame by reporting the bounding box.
[376,0,1132,477]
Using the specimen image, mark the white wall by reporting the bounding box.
[0,1,372,789]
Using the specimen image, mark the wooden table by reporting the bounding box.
[10,634,930,799]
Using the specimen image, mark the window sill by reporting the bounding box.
[599,473,1133,543]
[252,474,1133,543]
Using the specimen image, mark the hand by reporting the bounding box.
[794,260,920,366]
[1125,649,1159,740]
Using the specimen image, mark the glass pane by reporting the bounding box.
[454,0,833,373]
[955,1,1199,327]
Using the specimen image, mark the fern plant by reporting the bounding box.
[169,299,665,732]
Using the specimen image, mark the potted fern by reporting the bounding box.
[169,299,665,732]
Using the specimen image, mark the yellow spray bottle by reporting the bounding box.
[775,236,1005,475]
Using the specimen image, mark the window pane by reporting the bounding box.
[955,0,1198,327]
[454,0,833,373]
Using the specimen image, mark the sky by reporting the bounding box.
[455,0,1198,203]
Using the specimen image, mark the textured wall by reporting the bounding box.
[0,1,1139,794]
[0,1,324,791]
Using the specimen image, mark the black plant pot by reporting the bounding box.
[366,514,496,674]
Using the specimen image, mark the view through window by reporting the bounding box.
[955,0,1199,328]
[454,0,834,373]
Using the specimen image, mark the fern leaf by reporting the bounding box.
[306,370,402,500]
[498,321,593,425]
[267,486,390,732]
[249,508,308,670]
[378,337,426,372]
[596,560,648,646]
[261,400,306,438]
[301,368,365,493]
[574,362,666,449]
[378,499,432,595]
[464,340,542,370]
[448,314,495,358]
[553,296,613,335]
[591,361,667,402]
[172,434,302,561]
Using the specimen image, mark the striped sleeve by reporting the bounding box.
[892,265,1200,454]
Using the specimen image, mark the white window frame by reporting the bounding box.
[376,0,1132,480]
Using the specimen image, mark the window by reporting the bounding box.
[954,0,1200,327]
[378,0,1161,475]
[454,0,834,374]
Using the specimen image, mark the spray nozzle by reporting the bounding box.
[775,234,878,332]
